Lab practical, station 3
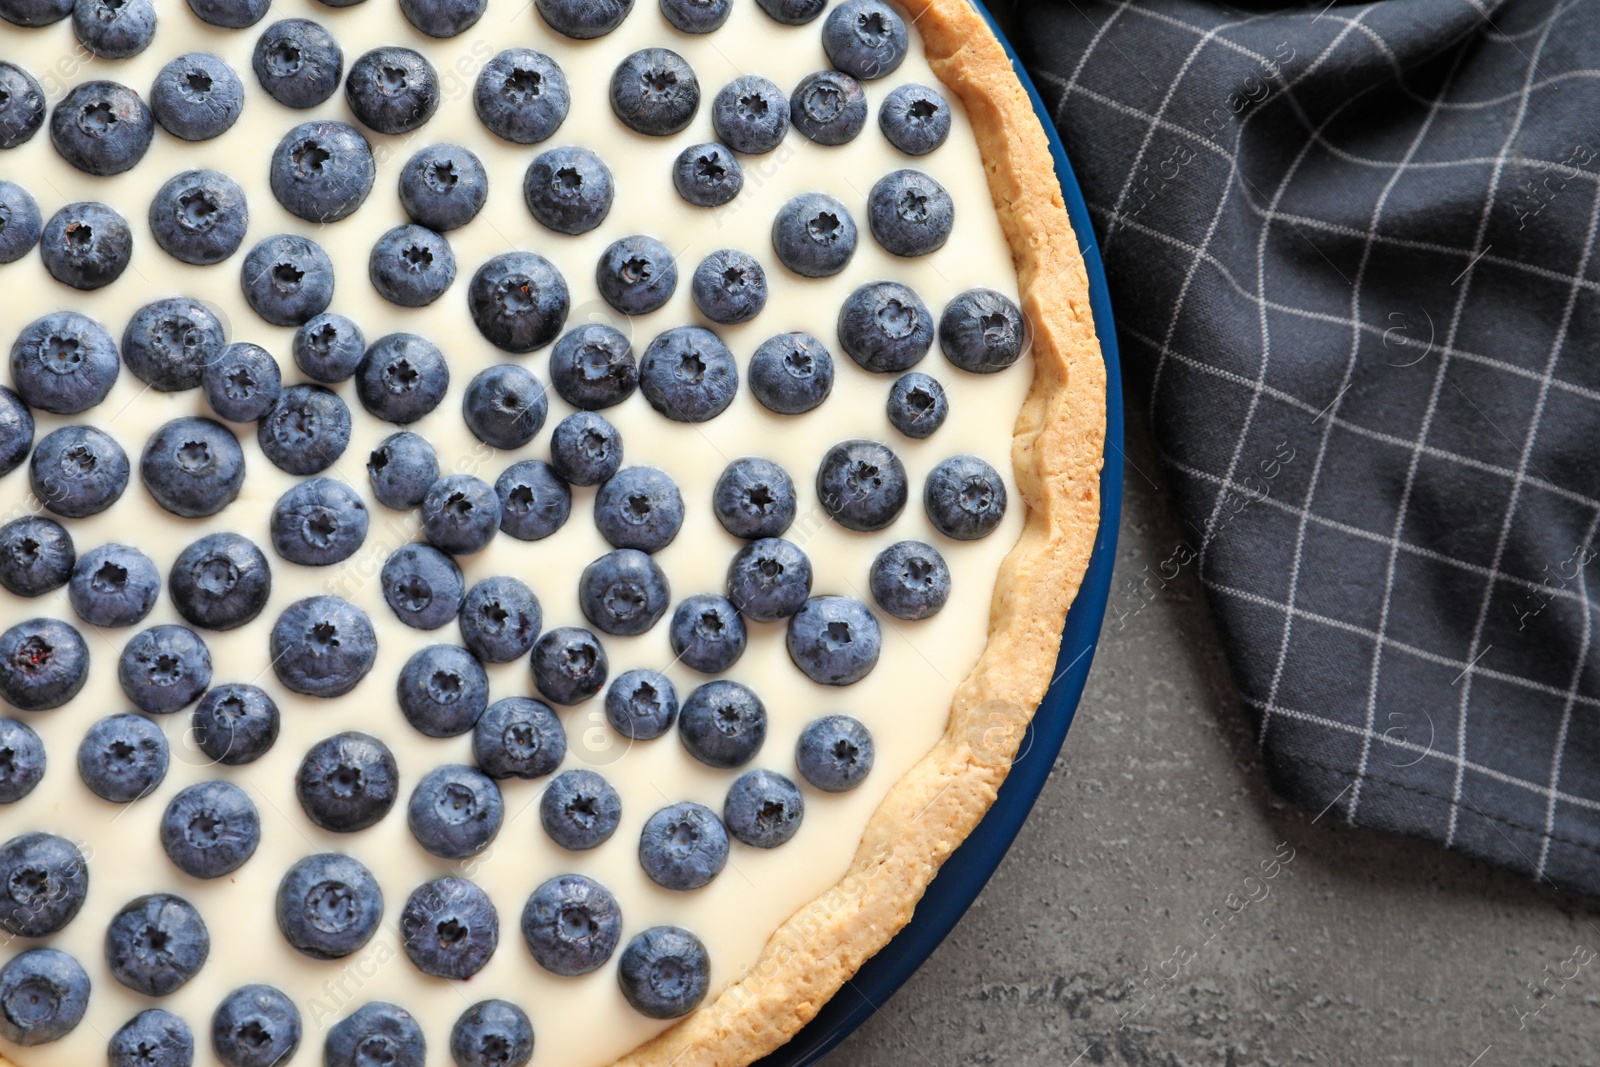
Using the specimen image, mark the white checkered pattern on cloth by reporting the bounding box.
[1016,0,1600,894]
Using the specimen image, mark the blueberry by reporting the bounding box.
[610,48,699,136]
[326,1004,424,1067]
[408,764,503,859]
[537,0,631,37]
[772,192,857,277]
[838,280,933,372]
[724,769,802,848]
[0,180,41,262]
[870,539,950,620]
[370,225,456,308]
[399,144,487,231]
[30,426,129,519]
[925,453,1007,539]
[149,169,249,266]
[0,518,71,598]
[637,804,727,891]
[468,251,569,354]
[753,0,822,23]
[671,142,741,208]
[595,234,677,316]
[496,460,571,541]
[789,70,866,145]
[0,833,87,935]
[463,364,546,449]
[10,311,119,415]
[816,438,906,531]
[474,49,569,145]
[169,533,268,636]
[0,0,68,25]
[382,543,463,630]
[940,289,1027,374]
[275,853,383,959]
[123,298,225,394]
[887,371,948,438]
[529,626,606,705]
[540,768,621,851]
[691,249,767,324]
[594,466,683,551]
[269,121,376,225]
[109,1010,193,1067]
[0,718,44,802]
[450,1001,534,1067]
[50,82,152,176]
[69,544,158,628]
[400,0,484,36]
[253,19,343,109]
[713,76,788,157]
[869,169,953,257]
[39,202,133,289]
[203,343,281,423]
[160,781,260,879]
[472,696,562,779]
[796,713,874,791]
[191,683,278,765]
[786,595,880,685]
[0,387,29,478]
[106,893,209,996]
[678,679,764,766]
[152,54,245,141]
[605,669,677,740]
[579,549,670,637]
[423,474,500,555]
[713,457,796,539]
[296,731,397,832]
[727,538,811,621]
[141,417,246,519]
[823,0,907,80]
[78,712,167,801]
[258,384,351,474]
[398,645,488,738]
[369,433,438,510]
[523,146,614,236]
[669,594,746,674]
[293,313,365,383]
[347,47,439,135]
[549,324,636,409]
[355,333,449,426]
[0,617,90,710]
[187,0,268,28]
[241,234,335,327]
[550,411,621,486]
[0,948,89,1046]
[212,985,301,1067]
[270,478,367,567]
[401,877,498,979]
[270,596,377,697]
[119,625,211,714]
[0,64,44,150]
[880,83,950,155]
[520,874,620,977]
[72,0,155,60]
[459,576,539,663]
[660,0,726,32]
[639,326,738,422]
[749,332,833,415]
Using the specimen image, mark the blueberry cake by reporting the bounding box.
[0,0,1104,1062]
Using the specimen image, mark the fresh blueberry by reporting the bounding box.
[887,371,948,438]
[468,251,569,354]
[660,0,726,32]
[296,731,397,832]
[253,19,343,109]
[669,594,746,674]
[258,384,351,474]
[939,287,1027,372]
[678,679,763,766]
[212,985,301,1067]
[241,233,336,327]
[925,454,1007,539]
[0,949,89,1046]
[749,332,832,415]
[355,333,449,425]
[724,769,802,848]
[30,426,129,519]
[106,893,209,995]
[691,249,767,324]
[122,298,224,394]
[141,417,245,519]
[753,0,822,23]
[869,539,950,620]
[595,234,677,316]
[550,412,621,487]
[423,474,500,555]
[0,387,29,478]
[382,543,464,630]
[347,47,439,135]
[472,696,562,779]
[276,853,384,959]
[550,324,636,410]
[398,645,488,738]
[880,83,951,155]
[537,0,631,37]
[0,718,44,802]
[839,280,933,372]
[187,0,268,28]
[463,364,546,449]
[399,144,487,231]
[191,683,278,765]
[523,146,613,236]
[78,713,167,801]
[727,538,811,621]
[796,713,874,791]
[0,618,88,710]
[72,0,155,60]
[712,76,788,156]
[10,311,119,415]
[325,1004,424,1067]
[869,169,953,257]
[0,0,69,27]
[0,180,41,262]
[496,460,570,540]
[270,596,377,697]
[594,466,683,551]
[160,781,260,879]
[671,142,741,208]
[400,0,484,36]
[400,877,498,979]
[610,48,699,136]
[786,595,880,685]
[269,121,375,225]
[370,225,456,308]
[618,926,710,1019]
[0,833,87,935]
[270,478,367,567]
[109,1010,193,1067]
[772,192,856,277]
[816,439,906,531]
[369,432,438,510]
[639,326,738,422]
[203,343,281,423]
[69,544,157,628]
[408,764,503,859]
[450,1001,534,1067]
[459,576,539,663]
[520,874,620,977]
[474,49,569,145]
[637,804,727,891]
[39,202,133,290]
[605,669,677,740]
[0,518,71,598]
[0,63,44,148]
[579,549,669,637]
[540,768,621,850]
[789,70,866,145]
[823,0,907,80]
[293,313,364,384]
[713,457,796,539]
[50,81,152,176]
[529,626,606,705]
[149,169,249,266]
[119,624,211,714]
[152,54,245,140]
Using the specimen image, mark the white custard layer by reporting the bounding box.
[0,1,1030,1064]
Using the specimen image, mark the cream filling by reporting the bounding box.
[0,0,1030,1063]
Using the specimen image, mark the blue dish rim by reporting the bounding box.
[753,4,1125,1063]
